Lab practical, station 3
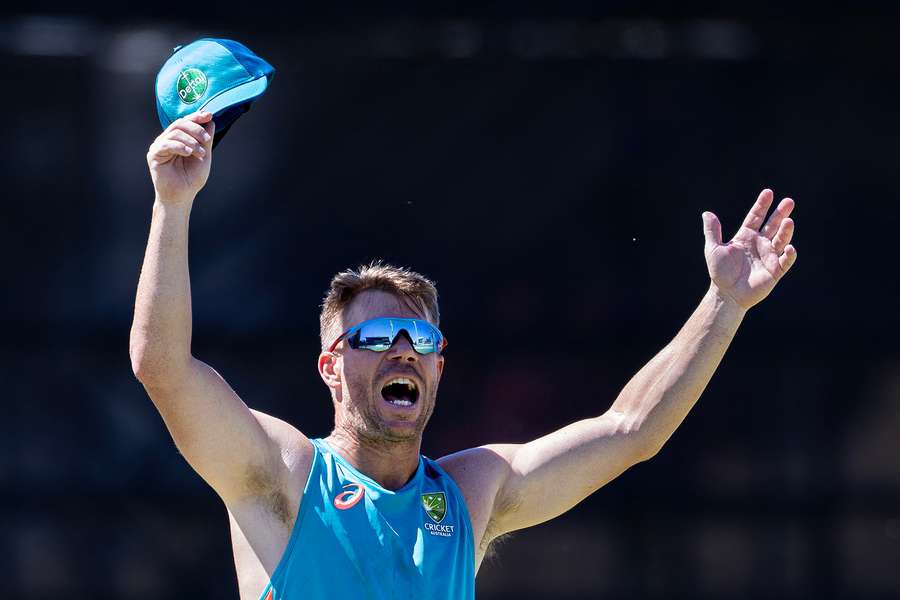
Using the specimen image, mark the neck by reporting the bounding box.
[324,427,422,491]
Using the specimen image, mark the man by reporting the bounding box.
[131,111,798,600]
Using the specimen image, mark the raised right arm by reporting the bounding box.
[130,111,303,504]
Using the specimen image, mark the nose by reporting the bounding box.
[387,331,418,362]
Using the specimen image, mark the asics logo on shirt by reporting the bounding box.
[333,483,365,510]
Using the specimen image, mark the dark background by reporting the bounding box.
[1,4,898,599]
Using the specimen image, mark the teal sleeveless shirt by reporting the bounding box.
[258,438,476,600]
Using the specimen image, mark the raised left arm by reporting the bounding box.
[475,189,798,539]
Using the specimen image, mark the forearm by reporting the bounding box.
[129,197,195,383]
[609,282,747,457]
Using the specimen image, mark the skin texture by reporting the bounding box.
[132,111,798,600]
[318,290,445,490]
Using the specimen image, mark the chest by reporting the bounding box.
[314,476,466,557]
[271,470,473,599]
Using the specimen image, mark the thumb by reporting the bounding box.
[702,211,723,247]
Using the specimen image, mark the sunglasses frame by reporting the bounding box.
[327,317,448,355]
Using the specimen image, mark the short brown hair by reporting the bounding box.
[320,261,440,349]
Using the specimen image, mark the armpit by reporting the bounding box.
[481,522,515,564]
[243,464,294,527]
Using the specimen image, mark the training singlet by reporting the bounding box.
[258,438,476,600]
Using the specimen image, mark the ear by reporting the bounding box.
[318,351,342,391]
[436,355,445,380]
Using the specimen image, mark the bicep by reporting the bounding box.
[142,357,293,502]
[489,411,650,536]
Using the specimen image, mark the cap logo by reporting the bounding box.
[177,67,208,104]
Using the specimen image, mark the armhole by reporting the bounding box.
[427,457,476,568]
[258,438,321,600]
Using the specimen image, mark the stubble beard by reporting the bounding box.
[341,378,437,445]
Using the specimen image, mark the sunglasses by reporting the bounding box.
[328,317,447,355]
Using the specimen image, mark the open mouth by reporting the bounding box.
[381,377,419,407]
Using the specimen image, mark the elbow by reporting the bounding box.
[129,330,156,381]
[129,335,146,379]
[129,325,147,378]
[609,411,664,464]
[129,337,188,385]
[634,441,663,464]
[129,342,154,383]
[130,357,150,383]
[628,426,665,464]
[607,411,659,463]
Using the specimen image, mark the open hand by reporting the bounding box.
[702,189,798,310]
[147,110,215,205]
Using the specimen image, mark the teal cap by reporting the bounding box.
[155,38,274,148]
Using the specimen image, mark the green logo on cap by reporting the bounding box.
[177,68,208,104]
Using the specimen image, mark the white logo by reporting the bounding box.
[424,522,455,537]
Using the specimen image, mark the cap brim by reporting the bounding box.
[201,75,269,116]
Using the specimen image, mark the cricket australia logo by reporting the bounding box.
[422,492,455,537]
[177,67,208,104]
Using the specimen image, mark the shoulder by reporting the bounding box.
[436,444,516,489]
[436,444,519,553]
[249,409,315,474]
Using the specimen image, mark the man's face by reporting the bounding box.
[322,290,445,444]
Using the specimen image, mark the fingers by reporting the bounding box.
[149,110,214,165]
[778,244,798,274]
[149,139,195,163]
[702,211,723,247]
[165,115,213,147]
[761,197,795,239]
[168,109,214,128]
[771,217,795,253]
[168,129,207,158]
[740,188,775,231]
[201,118,215,151]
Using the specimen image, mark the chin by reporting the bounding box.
[376,417,430,443]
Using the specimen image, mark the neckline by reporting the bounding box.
[317,438,425,494]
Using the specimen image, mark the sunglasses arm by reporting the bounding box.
[327,331,350,353]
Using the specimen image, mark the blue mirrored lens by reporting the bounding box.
[354,319,395,351]
[407,320,437,353]
[351,318,442,354]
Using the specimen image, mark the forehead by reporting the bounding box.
[342,289,431,328]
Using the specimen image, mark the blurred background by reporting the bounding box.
[1,3,898,599]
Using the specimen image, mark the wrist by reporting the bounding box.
[707,283,748,321]
[152,196,194,220]
[154,192,195,210]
